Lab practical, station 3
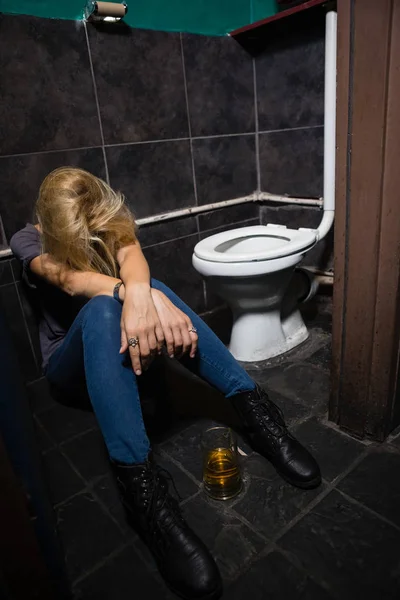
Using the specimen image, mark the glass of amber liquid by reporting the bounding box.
[202,426,242,501]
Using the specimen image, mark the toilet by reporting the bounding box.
[192,224,318,362]
[192,8,337,363]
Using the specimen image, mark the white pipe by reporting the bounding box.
[137,194,257,226]
[257,192,322,207]
[296,266,333,304]
[137,192,323,226]
[316,274,334,286]
[316,9,337,242]
[0,248,12,258]
[302,266,334,277]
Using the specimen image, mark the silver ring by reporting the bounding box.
[128,337,139,348]
[188,327,197,334]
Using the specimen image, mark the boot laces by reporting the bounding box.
[249,388,288,438]
[141,465,185,547]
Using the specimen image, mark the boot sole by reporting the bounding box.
[279,471,322,490]
[238,431,322,490]
[167,581,223,600]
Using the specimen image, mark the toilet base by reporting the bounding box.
[229,307,309,363]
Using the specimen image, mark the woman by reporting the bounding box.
[11,167,320,600]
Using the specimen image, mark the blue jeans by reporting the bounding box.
[46,279,255,464]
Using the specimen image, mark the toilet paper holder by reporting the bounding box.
[85,1,128,22]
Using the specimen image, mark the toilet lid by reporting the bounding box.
[194,224,317,263]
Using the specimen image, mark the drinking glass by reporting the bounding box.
[202,426,242,501]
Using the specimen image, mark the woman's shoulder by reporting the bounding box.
[10,223,41,263]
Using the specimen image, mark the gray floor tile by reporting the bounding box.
[41,448,84,505]
[55,492,124,581]
[266,363,330,414]
[280,490,400,600]
[74,546,171,600]
[338,447,400,526]
[293,417,365,482]
[234,472,325,538]
[62,429,109,483]
[183,494,266,581]
[38,403,97,444]
[223,551,334,600]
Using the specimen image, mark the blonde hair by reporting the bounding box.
[36,167,137,277]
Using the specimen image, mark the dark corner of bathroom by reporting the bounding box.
[1,1,399,599]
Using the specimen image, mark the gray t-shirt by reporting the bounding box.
[10,224,88,370]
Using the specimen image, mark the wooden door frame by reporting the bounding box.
[331,0,400,440]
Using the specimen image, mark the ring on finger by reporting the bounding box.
[188,326,197,334]
[128,337,140,348]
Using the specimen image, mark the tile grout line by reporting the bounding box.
[158,446,202,488]
[319,416,374,446]
[83,21,110,184]
[270,447,372,546]
[72,541,130,588]
[228,505,270,545]
[179,33,195,182]
[274,545,340,600]
[191,131,256,141]
[180,488,202,507]
[252,57,261,192]
[36,414,125,531]
[0,145,104,160]
[0,127,325,161]
[385,439,400,455]
[52,446,129,538]
[141,231,199,251]
[104,136,191,149]
[226,442,371,567]
[335,487,400,534]
[56,425,100,450]
[53,484,93,511]
[37,411,97,443]
[180,33,204,309]
[0,281,16,289]
[258,124,324,136]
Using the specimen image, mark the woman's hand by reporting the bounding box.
[151,289,198,359]
[120,284,165,375]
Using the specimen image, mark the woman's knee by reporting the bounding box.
[82,295,121,326]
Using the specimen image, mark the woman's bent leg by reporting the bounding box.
[150,280,321,490]
[46,296,222,599]
[46,295,150,464]
[150,279,256,397]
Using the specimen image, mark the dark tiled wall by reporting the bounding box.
[0,14,260,334]
[255,17,328,268]
[0,13,326,384]
[255,17,325,199]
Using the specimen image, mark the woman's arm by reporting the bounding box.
[30,254,124,299]
[116,243,164,375]
[117,242,151,290]
[117,243,198,366]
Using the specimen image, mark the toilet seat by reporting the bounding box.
[194,225,317,263]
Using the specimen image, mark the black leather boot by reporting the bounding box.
[231,385,321,489]
[112,460,222,600]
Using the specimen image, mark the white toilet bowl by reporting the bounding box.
[192,224,318,362]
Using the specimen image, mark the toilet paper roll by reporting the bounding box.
[94,2,127,17]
